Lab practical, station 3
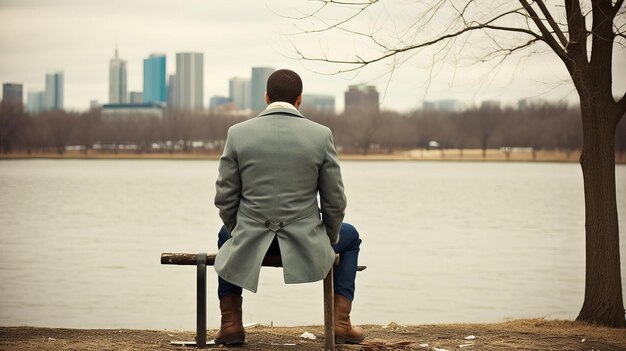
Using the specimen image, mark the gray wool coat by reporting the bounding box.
[214,107,347,292]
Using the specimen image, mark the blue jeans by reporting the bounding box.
[217,223,362,301]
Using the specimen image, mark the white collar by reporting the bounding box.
[265,101,298,111]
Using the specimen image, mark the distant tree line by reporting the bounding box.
[307,102,625,159]
[1,100,625,160]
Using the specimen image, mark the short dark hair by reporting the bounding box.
[266,69,302,105]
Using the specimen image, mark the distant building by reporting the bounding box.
[344,84,378,115]
[229,77,251,111]
[422,101,436,110]
[167,74,178,108]
[209,95,235,112]
[27,91,45,113]
[481,100,501,109]
[518,97,548,110]
[101,102,164,118]
[2,83,23,108]
[143,54,167,104]
[109,48,127,104]
[171,52,204,111]
[45,71,64,111]
[250,67,274,112]
[90,100,101,109]
[435,99,459,112]
[301,94,335,113]
[129,91,143,104]
[422,99,460,112]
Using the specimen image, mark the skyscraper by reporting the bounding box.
[143,54,166,104]
[481,100,501,109]
[129,91,143,104]
[229,77,251,111]
[167,74,178,108]
[301,94,335,113]
[250,67,274,112]
[2,83,23,108]
[109,48,127,104]
[344,84,379,116]
[45,71,64,111]
[172,53,204,111]
[27,91,45,113]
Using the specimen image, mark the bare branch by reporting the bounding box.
[565,0,589,61]
[405,0,449,35]
[266,1,327,21]
[535,0,569,47]
[295,20,545,75]
[518,0,569,59]
[334,25,393,51]
[482,38,542,60]
[482,24,542,38]
[319,0,378,5]
[282,0,380,36]
[295,3,373,34]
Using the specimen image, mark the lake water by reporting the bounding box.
[0,159,624,330]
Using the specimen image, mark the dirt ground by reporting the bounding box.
[1,319,625,351]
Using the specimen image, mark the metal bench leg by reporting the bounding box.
[197,253,207,348]
[323,267,335,351]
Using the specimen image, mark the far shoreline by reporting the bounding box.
[3,148,625,164]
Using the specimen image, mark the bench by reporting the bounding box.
[161,252,365,351]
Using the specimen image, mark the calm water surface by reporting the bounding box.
[0,160,624,330]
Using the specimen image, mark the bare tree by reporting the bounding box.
[290,0,626,327]
[345,110,384,154]
[0,100,27,154]
[466,107,501,158]
[76,109,101,154]
[378,110,415,153]
[408,110,438,151]
[549,105,583,160]
[40,111,78,155]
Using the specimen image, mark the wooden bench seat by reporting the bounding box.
[161,252,365,350]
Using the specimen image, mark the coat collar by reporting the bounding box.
[257,107,305,119]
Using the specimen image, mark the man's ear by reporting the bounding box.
[295,95,302,109]
[265,92,270,105]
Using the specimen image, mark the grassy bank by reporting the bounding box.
[1,319,625,350]
[3,148,624,163]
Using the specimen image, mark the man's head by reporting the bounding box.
[265,69,303,108]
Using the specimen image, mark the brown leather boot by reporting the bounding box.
[214,295,245,345]
[334,294,365,344]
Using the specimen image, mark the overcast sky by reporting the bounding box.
[1,0,624,112]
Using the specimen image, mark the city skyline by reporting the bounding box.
[250,67,275,112]
[229,77,251,111]
[172,52,204,111]
[109,48,127,104]
[44,71,63,111]
[143,54,166,104]
[2,83,22,107]
[1,1,624,112]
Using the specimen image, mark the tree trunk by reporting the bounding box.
[576,101,626,328]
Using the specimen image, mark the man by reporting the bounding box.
[214,69,365,345]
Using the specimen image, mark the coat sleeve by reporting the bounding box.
[318,129,347,244]
[215,128,242,234]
